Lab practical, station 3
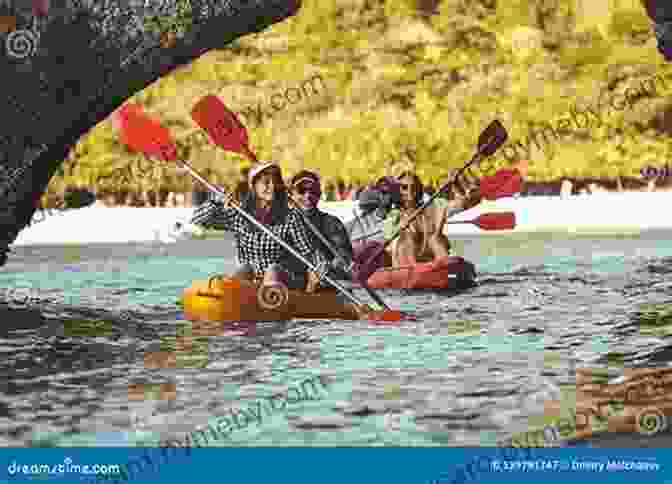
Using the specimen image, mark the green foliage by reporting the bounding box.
[143,0,194,37]
[609,8,651,39]
[50,0,671,192]
[558,29,613,68]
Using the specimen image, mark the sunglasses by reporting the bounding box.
[295,187,318,195]
[294,184,319,195]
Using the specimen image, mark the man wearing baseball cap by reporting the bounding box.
[287,170,357,289]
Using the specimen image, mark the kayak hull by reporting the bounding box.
[366,256,476,290]
[181,276,359,322]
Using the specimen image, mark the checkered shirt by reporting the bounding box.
[190,199,317,277]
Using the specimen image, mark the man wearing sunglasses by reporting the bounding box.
[288,170,357,291]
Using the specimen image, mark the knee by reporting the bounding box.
[397,233,414,250]
[429,233,450,248]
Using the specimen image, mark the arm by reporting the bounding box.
[432,198,449,234]
[188,194,238,231]
[323,214,355,274]
[326,214,354,260]
[382,209,401,241]
[287,210,318,267]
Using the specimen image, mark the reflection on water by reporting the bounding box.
[1,234,672,448]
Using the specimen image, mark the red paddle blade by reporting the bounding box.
[473,212,516,230]
[191,95,256,160]
[364,310,416,322]
[117,103,177,160]
[111,103,145,132]
[480,169,522,200]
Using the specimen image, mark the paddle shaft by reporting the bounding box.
[190,115,385,309]
[175,159,369,308]
[189,99,388,310]
[361,149,487,268]
[445,219,485,224]
[287,195,390,311]
[351,218,499,241]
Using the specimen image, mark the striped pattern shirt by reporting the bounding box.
[189,199,317,277]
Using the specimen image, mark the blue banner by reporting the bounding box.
[1,448,667,484]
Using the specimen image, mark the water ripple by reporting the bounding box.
[0,236,670,447]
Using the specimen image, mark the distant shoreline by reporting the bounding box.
[12,191,672,246]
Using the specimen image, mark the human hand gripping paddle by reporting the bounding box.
[189,95,396,315]
[116,102,405,321]
[357,120,509,283]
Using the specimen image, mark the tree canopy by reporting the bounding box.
[49,0,672,194]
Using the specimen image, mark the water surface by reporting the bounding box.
[2,232,672,448]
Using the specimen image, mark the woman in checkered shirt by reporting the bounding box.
[189,161,322,292]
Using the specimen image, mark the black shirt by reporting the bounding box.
[291,208,354,281]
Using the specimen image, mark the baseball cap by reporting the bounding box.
[290,169,321,188]
[248,161,281,186]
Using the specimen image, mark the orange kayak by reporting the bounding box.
[366,256,476,290]
[181,275,361,322]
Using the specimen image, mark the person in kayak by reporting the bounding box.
[189,161,322,292]
[384,168,481,267]
[347,175,403,242]
[287,170,356,285]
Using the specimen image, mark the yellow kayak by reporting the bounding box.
[181,275,361,321]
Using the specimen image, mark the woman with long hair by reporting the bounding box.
[188,161,321,291]
[383,168,480,267]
